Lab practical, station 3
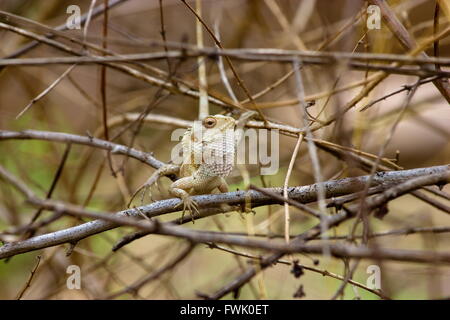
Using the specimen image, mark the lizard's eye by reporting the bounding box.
[203,117,217,128]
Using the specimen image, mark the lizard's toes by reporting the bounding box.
[189,200,200,223]
[177,196,199,223]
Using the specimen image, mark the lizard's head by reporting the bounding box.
[202,114,236,132]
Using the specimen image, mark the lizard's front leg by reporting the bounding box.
[128,164,180,207]
[170,177,200,222]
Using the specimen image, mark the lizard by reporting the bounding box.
[128,111,256,222]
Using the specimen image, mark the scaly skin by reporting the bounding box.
[129,113,256,222]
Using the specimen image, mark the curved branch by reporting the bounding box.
[206,168,450,299]
[0,129,164,169]
[0,164,448,260]
[0,0,128,60]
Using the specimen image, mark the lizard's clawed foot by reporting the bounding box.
[175,196,199,223]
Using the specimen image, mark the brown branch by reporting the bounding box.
[0,130,165,169]
[0,164,448,260]
[0,20,233,110]
[16,255,41,299]
[368,0,450,103]
[3,48,450,68]
[24,143,72,237]
[180,0,267,121]
[205,169,450,299]
[0,0,128,61]
[106,242,194,299]
[208,243,390,299]
[249,184,323,220]
[100,0,116,178]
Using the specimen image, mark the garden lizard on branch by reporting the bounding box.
[128,111,256,221]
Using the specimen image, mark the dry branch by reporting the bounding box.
[0,164,448,260]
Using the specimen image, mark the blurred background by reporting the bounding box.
[0,0,449,299]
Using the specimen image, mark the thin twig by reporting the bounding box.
[208,243,389,299]
[107,242,195,299]
[293,58,329,252]
[0,0,128,61]
[16,255,41,299]
[369,0,450,103]
[24,143,72,237]
[282,134,304,243]
[195,0,209,119]
[15,64,76,119]
[1,163,447,260]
